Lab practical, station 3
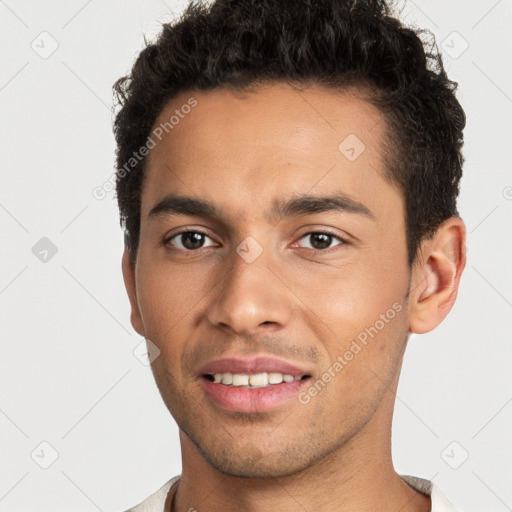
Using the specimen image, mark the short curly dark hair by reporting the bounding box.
[113,0,465,266]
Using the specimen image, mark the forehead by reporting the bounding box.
[142,82,400,221]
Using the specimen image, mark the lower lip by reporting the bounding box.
[201,377,310,413]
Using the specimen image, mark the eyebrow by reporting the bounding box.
[149,195,217,219]
[271,193,374,221]
[148,192,375,222]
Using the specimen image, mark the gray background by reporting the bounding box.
[1,0,511,510]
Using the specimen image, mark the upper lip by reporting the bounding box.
[199,356,312,378]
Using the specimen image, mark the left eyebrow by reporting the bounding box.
[269,193,375,222]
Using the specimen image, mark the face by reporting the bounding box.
[125,82,415,478]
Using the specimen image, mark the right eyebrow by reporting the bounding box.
[148,195,218,220]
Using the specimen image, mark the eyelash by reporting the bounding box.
[163,229,348,254]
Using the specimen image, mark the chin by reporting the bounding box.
[187,429,326,479]
[206,455,313,479]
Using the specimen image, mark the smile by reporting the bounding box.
[205,371,308,388]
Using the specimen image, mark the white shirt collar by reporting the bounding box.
[401,475,463,511]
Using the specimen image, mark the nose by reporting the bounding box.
[207,249,292,335]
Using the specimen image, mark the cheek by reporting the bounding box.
[135,258,208,342]
[282,257,407,325]
[277,254,409,367]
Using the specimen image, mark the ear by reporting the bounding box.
[409,217,466,334]
[121,248,145,336]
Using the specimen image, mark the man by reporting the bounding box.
[113,0,467,510]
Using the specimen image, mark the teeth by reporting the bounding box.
[232,374,249,386]
[268,372,283,384]
[210,372,303,388]
[249,373,268,387]
[221,373,233,385]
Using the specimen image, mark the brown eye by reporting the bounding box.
[297,232,345,250]
[168,231,215,250]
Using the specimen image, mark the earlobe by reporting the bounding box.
[409,217,466,334]
[121,248,145,336]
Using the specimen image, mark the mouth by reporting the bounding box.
[203,371,310,388]
[198,357,313,413]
